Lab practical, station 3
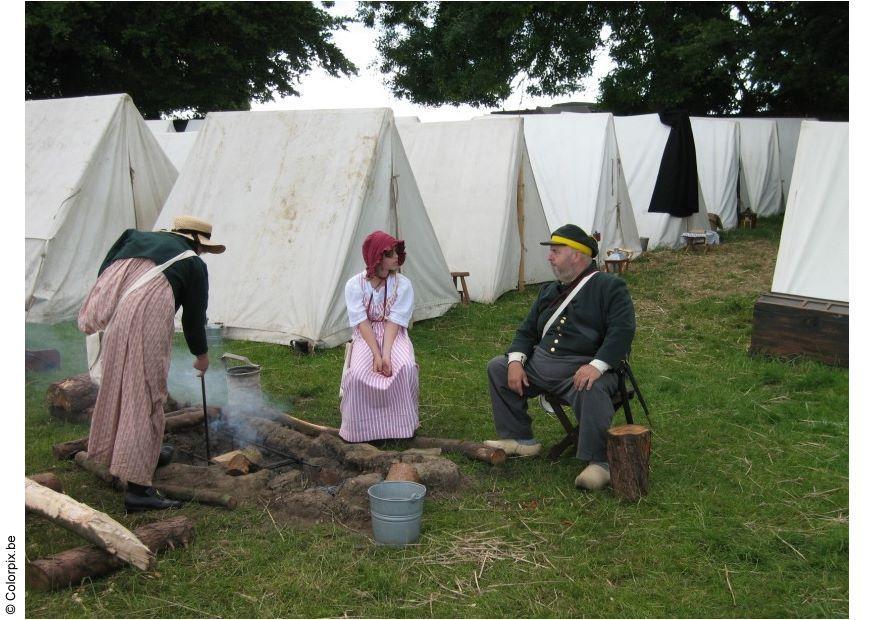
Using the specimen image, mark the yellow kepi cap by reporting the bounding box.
[539,224,598,257]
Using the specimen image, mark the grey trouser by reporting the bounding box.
[487,346,619,462]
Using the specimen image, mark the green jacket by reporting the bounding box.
[508,270,636,368]
[99,229,209,355]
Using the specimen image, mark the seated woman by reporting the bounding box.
[340,231,419,442]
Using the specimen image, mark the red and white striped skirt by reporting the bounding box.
[339,321,419,442]
[78,258,176,486]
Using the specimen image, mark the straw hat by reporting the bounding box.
[169,215,226,254]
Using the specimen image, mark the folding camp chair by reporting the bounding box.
[541,359,652,460]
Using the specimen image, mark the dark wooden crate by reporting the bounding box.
[750,292,848,367]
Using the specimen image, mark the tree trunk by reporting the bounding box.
[27,472,63,493]
[272,413,506,465]
[606,424,651,501]
[24,478,154,571]
[45,373,98,423]
[26,516,194,591]
[73,452,237,509]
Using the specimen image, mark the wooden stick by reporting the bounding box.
[24,478,154,571]
[26,516,194,591]
[275,413,340,437]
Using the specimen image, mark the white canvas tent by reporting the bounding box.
[519,113,641,258]
[771,121,848,303]
[146,119,175,134]
[155,108,458,348]
[152,131,200,172]
[690,117,741,229]
[397,117,554,303]
[184,118,205,132]
[769,117,806,205]
[26,94,178,323]
[614,113,710,250]
[736,118,782,217]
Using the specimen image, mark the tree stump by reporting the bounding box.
[606,424,651,501]
[45,373,98,423]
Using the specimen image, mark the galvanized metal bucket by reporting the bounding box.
[221,353,263,414]
[367,481,426,546]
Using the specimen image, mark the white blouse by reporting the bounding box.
[345,272,414,328]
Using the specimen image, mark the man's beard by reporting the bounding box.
[552,264,576,283]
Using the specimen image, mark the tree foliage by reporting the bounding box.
[360,1,848,119]
[25,1,357,118]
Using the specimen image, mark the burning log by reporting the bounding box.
[606,424,652,501]
[45,373,98,423]
[73,452,238,509]
[26,515,194,591]
[270,413,505,466]
[27,472,64,493]
[210,449,262,475]
[24,478,154,571]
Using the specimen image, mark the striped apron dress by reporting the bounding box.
[339,274,419,442]
[78,258,176,486]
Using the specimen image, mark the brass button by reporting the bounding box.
[554,339,559,344]
[550,347,555,352]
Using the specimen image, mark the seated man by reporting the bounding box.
[485,224,636,490]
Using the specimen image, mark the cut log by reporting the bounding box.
[27,472,63,493]
[26,516,194,591]
[45,373,98,423]
[153,484,238,509]
[53,437,89,461]
[73,452,237,509]
[409,437,506,466]
[273,413,505,465]
[26,349,61,371]
[210,449,261,475]
[24,478,154,571]
[606,424,652,501]
[164,406,221,432]
[386,462,421,484]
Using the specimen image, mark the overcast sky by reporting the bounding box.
[251,1,613,122]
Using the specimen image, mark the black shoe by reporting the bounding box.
[124,487,184,513]
[157,444,176,467]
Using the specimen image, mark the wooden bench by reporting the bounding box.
[450,271,471,305]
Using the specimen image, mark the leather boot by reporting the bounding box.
[124,487,184,513]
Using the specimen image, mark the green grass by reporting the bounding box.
[25,216,848,617]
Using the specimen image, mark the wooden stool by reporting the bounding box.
[682,235,708,252]
[450,271,470,305]
[740,212,757,229]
